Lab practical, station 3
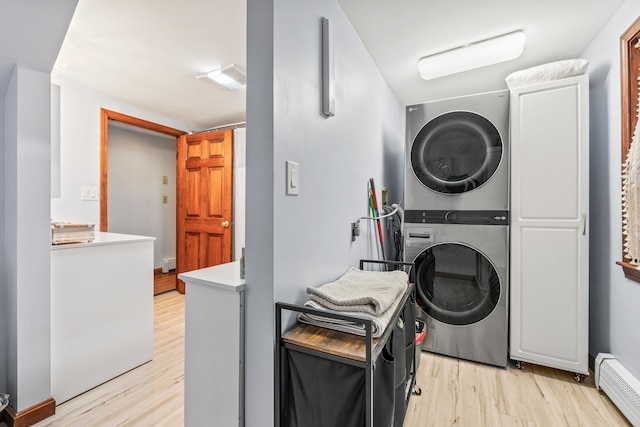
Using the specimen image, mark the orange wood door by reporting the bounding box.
[176,130,233,293]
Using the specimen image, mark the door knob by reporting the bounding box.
[221,220,230,228]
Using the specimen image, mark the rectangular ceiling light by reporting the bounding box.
[417,30,526,80]
[199,64,246,89]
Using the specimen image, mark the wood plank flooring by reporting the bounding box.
[28,290,629,427]
[32,291,185,427]
[405,353,631,426]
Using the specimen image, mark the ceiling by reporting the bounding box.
[52,0,625,131]
[53,0,247,131]
[338,0,624,107]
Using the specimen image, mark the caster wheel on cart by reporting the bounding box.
[512,360,523,370]
[413,384,422,396]
[574,373,585,383]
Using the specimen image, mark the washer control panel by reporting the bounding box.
[405,210,509,225]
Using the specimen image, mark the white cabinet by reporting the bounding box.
[51,232,155,403]
[509,75,589,376]
[179,261,245,427]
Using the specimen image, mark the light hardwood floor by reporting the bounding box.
[30,290,629,427]
[405,353,630,426]
[32,291,185,427]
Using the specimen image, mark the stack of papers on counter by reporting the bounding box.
[51,222,95,245]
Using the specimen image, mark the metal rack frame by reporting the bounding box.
[274,259,415,427]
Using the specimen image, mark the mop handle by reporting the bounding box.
[369,178,384,243]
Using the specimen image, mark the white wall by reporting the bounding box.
[270,1,405,301]
[0,73,6,396]
[3,66,52,412]
[51,84,61,198]
[4,65,19,411]
[233,127,246,261]
[50,81,192,225]
[0,0,78,405]
[107,125,176,268]
[582,0,640,379]
[245,0,405,425]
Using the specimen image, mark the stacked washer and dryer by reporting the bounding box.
[404,90,510,368]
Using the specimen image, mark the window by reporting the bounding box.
[618,17,640,283]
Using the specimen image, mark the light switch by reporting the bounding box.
[286,161,299,195]
[162,176,168,184]
[80,186,98,201]
[163,195,168,203]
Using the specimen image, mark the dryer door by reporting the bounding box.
[413,242,500,325]
[410,111,503,194]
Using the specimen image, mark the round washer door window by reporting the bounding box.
[413,242,500,325]
[411,111,503,194]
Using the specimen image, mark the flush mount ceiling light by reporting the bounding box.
[417,30,526,80]
[197,64,246,89]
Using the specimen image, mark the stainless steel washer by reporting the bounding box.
[404,210,508,367]
[405,90,509,211]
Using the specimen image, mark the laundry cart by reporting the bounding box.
[275,260,416,427]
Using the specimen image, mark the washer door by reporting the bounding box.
[414,242,500,325]
[411,111,503,194]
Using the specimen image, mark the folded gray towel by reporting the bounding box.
[306,267,408,315]
[298,295,403,338]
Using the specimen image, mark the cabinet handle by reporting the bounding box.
[582,213,587,236]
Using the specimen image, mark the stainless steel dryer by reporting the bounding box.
[406,90,509,211]
[404,210,508,368]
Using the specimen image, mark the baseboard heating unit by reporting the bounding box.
[161,257,176,273]
[595,353,640,426]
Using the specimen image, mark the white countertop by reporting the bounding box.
[178,261,245,293]
[51,231,155,251]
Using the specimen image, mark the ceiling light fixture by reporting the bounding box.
[197,64,246,89]
[417,30,526,80]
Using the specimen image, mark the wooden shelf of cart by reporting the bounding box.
[275,262,416,427]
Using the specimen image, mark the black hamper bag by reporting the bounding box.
[286,349,365,427]
[389,318,407,427]
[373,347,396,427]
[285,347,396,427]
[404,295,416,382]
[404,295,416,347]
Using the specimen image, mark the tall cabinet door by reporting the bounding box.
[509,74,589,375]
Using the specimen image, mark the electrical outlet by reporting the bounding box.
[351,220,360,241]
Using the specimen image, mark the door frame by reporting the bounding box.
[99,108,187,232]
[99,109,187,286]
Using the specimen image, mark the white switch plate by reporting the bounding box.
[80,186,98,201]
[286,161,299,196]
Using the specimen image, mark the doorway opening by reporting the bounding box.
[99,108,187,293]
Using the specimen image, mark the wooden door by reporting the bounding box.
[176,130,234,293]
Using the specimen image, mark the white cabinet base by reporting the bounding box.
[51,233,154,403]
[180,261,245,427]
